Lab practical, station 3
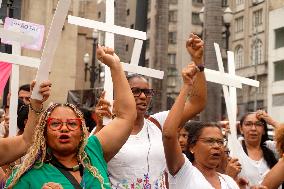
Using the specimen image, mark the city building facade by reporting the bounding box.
[230,0,268,116]
[268,1,284,123]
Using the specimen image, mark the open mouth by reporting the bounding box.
[136,102,147,109]
[59,134,70,143]
[211,152,221,159]
[249,133,258,137]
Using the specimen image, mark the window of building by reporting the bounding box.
[252,39,262,65]
[168,67,178,76]
[273,93,284,106]
[127,9,130,16]
[125,44,129,51]
[257,76,266,94]
[193,0,203,4]
[274,60,284,81]
[98,11,101,19]
[192,12,201,25]
[275,27,284,49]
[236,0,244,5]
[167,76,177,87]
[169,0,178,4]
[168,53,176,65]
[130,24,134,29]
[168,32,177,44]
[247,100,264,112]
[253,9,262,27]
[169,10,177,22]
[222,0,227,7]
[235,16,244,33]
[235,45,244,68]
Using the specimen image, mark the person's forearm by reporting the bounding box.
[262,158,284,189]
[0,101,43,165]
[182,71,207,124]
[162,84,189,175]
[110,65,136,121]
[269,119,280,128]
[163,84,190,138]
[22,100,43,148]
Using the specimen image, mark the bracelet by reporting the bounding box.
[197,65,205,72]
[29,103,43,115]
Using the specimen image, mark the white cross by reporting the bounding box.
[0,0,71,135]
[211,43,259,157]
[68,0,164,126]
[0,28,40,136]
[31,0,72,100]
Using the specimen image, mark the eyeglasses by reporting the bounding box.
[243,121,264,128]
[131,87,155,97]
[198,137,227,147]
[47,118,82,131]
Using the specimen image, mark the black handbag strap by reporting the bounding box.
[55,166,83,189]
[49,156,83,189]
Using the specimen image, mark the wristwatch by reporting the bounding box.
[197,65,205,72]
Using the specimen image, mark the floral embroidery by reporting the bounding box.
[112,172,166,189]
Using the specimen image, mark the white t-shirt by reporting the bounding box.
[169,155,240,189]
[107,111,169,189]
[233,139,281,189]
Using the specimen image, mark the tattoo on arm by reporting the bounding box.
[188,81,201,98]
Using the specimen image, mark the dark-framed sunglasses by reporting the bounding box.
[47,117,82,131]
[131,87,155,97]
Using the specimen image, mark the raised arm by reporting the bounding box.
[180,33,207,126]
[92,91,112,134]
[163,63,199,175]
[261,154,284,189]
[256,110,280,128]
[0,81,51,165]
[95,46,136,162]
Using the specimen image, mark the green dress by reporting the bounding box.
[6,136,111,189]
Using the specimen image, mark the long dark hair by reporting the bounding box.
[186,121,221,162]
[240,112,277,168]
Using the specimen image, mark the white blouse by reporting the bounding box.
[169,155,240,189]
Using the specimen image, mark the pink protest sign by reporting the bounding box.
[0,62,12,95]
[2,17,45,51]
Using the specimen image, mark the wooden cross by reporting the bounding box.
[212,43,259,157]
[31,0,72,100]
[0,28,40,136]
[68,0,164,126]
[0,0,71,135]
